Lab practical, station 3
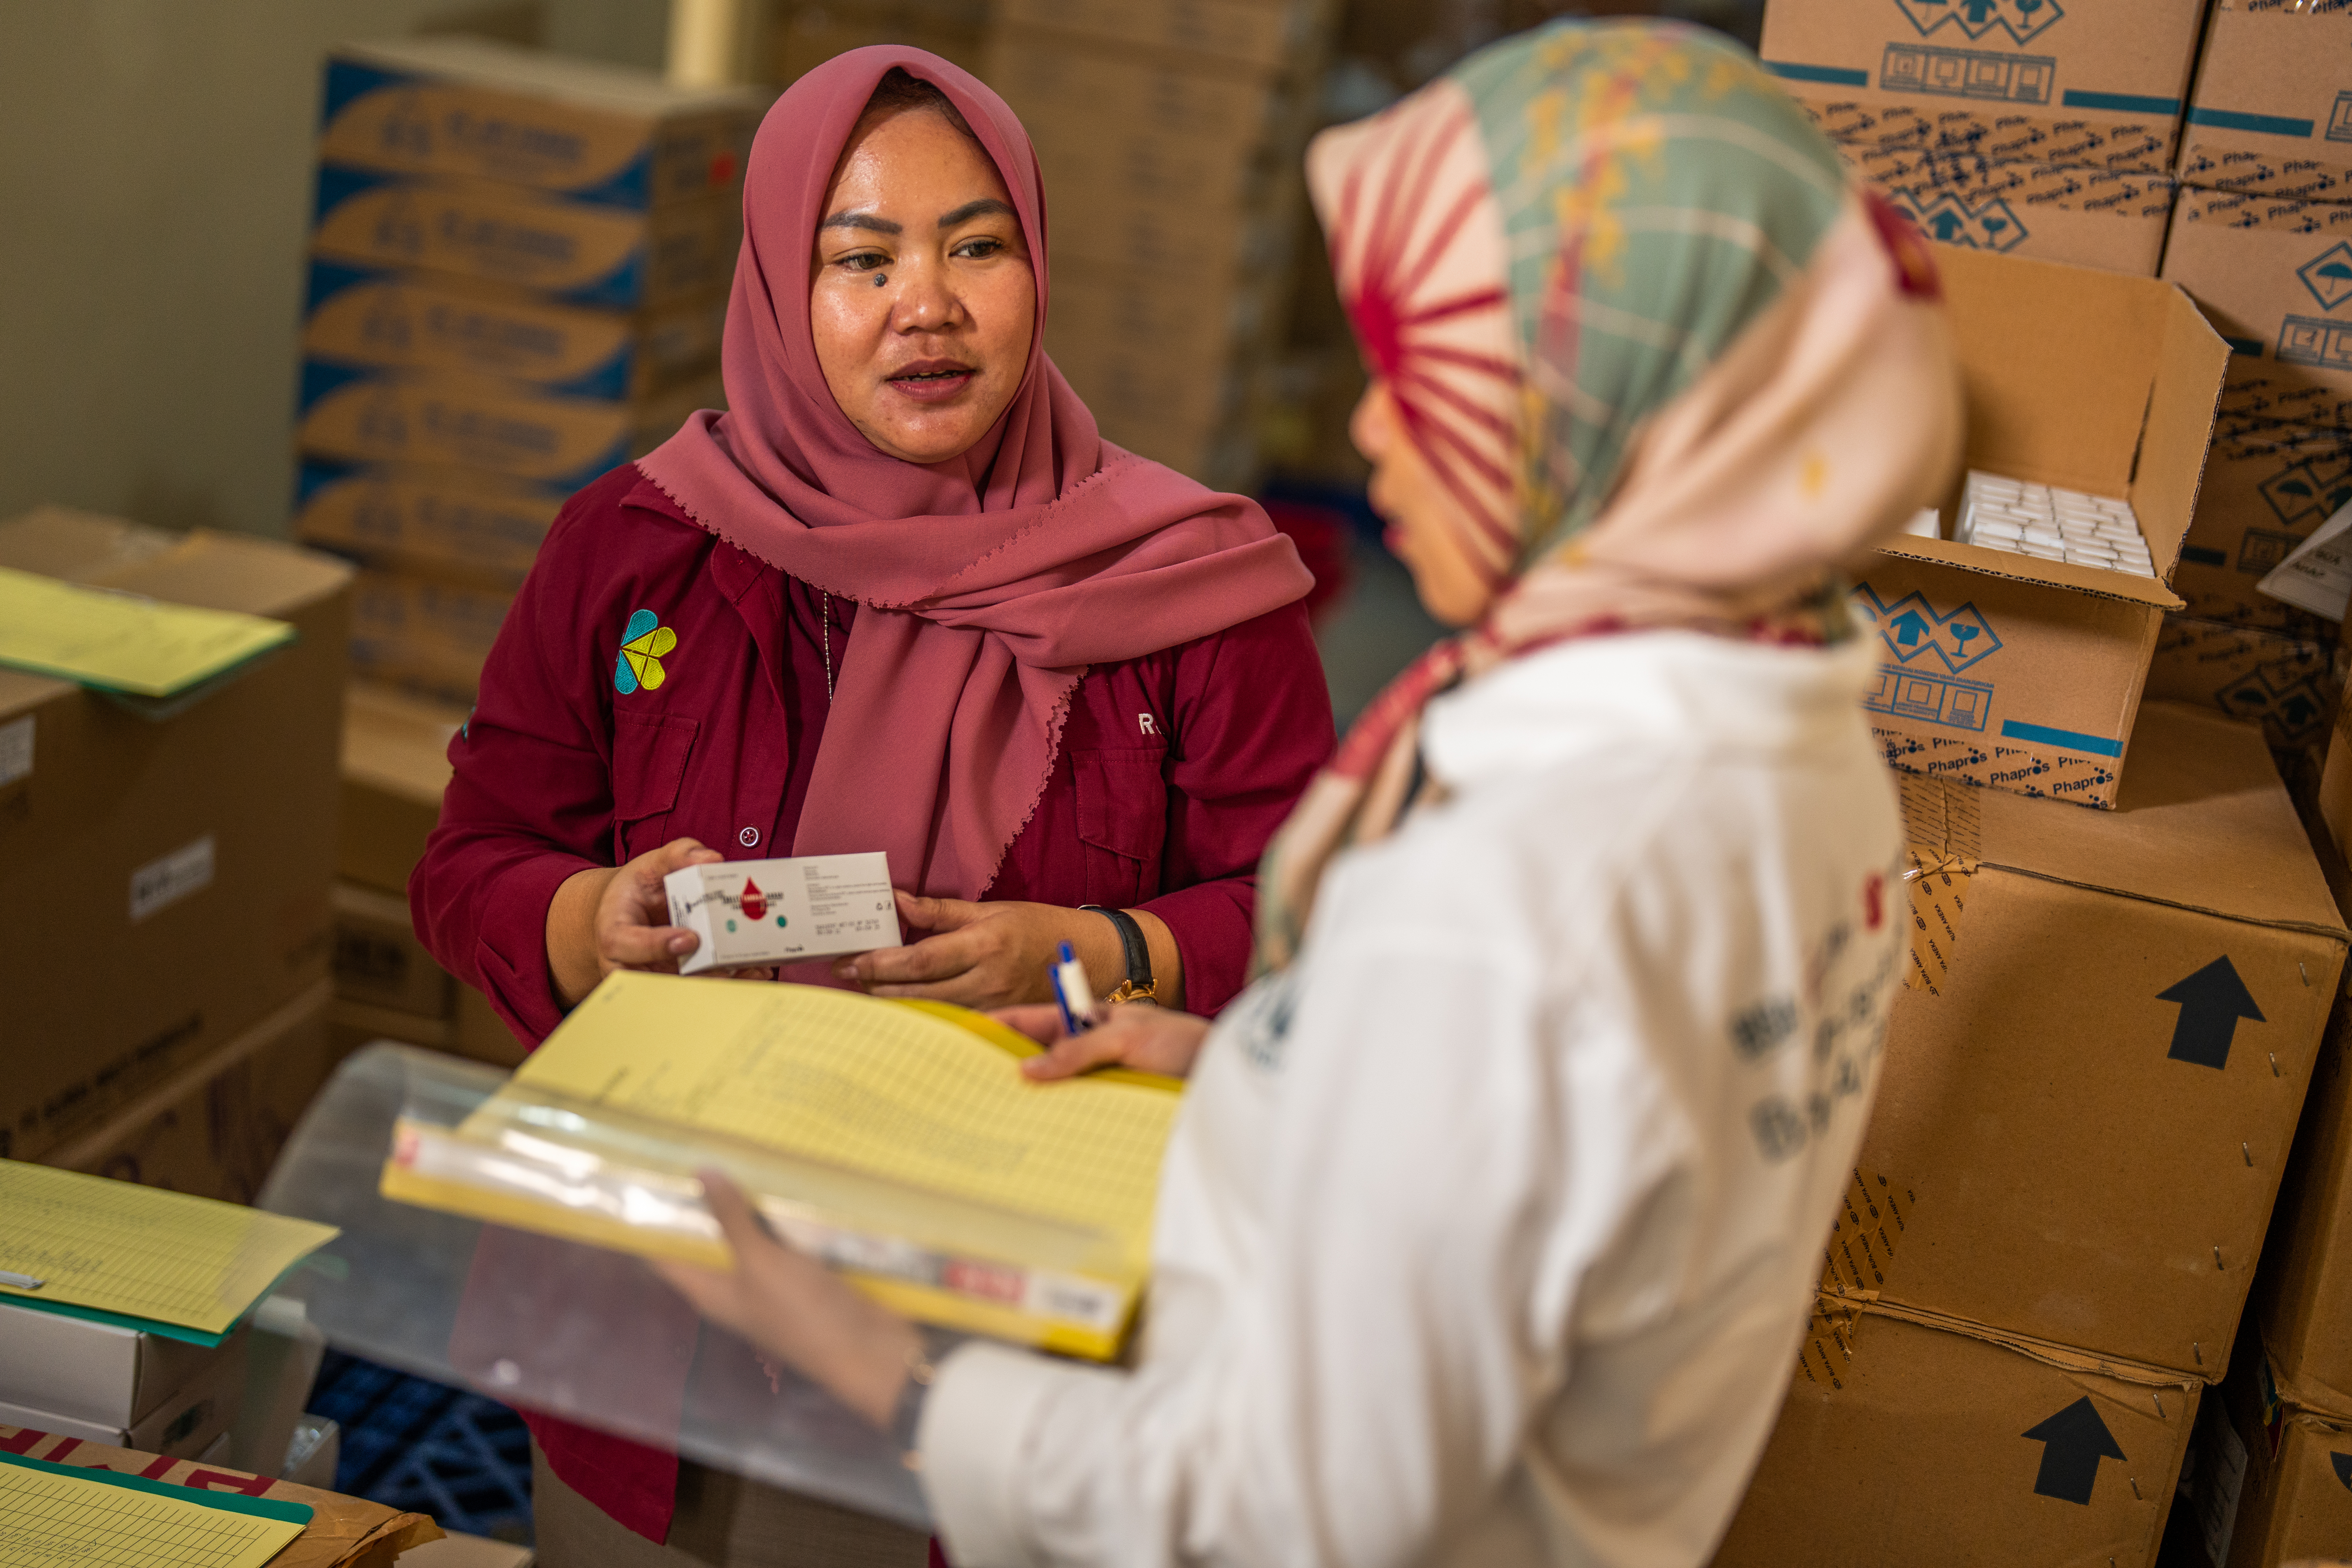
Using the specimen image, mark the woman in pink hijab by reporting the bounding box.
[409,46,1331,1560]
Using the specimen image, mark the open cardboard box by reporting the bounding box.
[1850,244,2228,808]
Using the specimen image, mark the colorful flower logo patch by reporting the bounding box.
[613,607,676,695]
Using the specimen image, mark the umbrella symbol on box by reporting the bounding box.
[2299,242,2352,311]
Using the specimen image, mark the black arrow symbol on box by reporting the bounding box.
[2158,957,2264,1070]
[2333,1452,2351,1491]
[2023,1397,2125,1505]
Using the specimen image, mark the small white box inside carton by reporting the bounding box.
[664,852,897,974]
[1849,244,2227,808]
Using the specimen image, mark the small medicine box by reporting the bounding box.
[664,853,897,975]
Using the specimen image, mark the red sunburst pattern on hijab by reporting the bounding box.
[1310,80,1523,583]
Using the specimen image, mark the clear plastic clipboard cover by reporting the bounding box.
[257,1043,966,1529]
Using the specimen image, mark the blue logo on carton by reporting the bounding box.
[1852,585,2002,673]
[2260,448,2352,528]
[1891,0,2062,47]
[1888,189,2027,251]
[2299,242,2352,311]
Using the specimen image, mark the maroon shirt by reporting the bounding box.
[409,462,1334,1538]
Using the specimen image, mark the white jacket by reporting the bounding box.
[920,630,1908,1568]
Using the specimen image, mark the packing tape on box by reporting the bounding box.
[1897,776,1981,995]
[254,1045,933,1531]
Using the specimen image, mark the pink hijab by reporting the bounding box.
[637,48,1311,900]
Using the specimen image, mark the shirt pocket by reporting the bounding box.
[1073,746,1169,908]
[611,712,699,863]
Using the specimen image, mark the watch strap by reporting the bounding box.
[1080,905,1154,1000]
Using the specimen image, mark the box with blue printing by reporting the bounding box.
[317,35,759,211]
[1852,244,2224,808]
[300,261,725,401]
[294,359,720,491]
[310,165,740,312]
[2177,0,2352,203]
[1759,0,2207,171]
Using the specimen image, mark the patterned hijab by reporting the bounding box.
[1255,20,1962,972]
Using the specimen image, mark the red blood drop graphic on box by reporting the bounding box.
[740,879,767,922]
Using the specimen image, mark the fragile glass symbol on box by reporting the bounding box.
[663,851,897,974]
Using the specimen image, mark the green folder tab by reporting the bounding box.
[0,564,295,698]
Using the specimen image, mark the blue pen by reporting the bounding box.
[1051,940,1095,1035]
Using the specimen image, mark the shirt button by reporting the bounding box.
[739,827,760,848]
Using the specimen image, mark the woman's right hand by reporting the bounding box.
[995,1002,1214,1082]
[546,838,724,1006]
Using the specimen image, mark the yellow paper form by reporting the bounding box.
[0,1453,309,1568]
[0,564,294,697]
[507,975,1177,1260]
[0,1163,340,1335]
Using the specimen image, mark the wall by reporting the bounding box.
[0,0,671,538]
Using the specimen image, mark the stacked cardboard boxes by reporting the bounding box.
[774,0,989,84]
[2174,713,2352,1566]
[328,684,527,1071]
[1714,703,2350,1566]
[291,36,758,705]
[1705,241,2349,1566]
[981,0,1340,488]
[1761,0,2201,275]
[0,507,351,1199]
[2153,2,2352,781]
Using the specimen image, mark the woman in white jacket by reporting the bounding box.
[662,20,1963,1567]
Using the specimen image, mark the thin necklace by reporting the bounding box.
[819,591,834,701]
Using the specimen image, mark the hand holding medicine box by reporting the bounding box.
[663,853,896,975]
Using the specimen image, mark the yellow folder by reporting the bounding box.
[381,973,1182,1359]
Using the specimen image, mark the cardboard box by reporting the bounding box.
[2191,1334,2352,1568]
[2164,188,2352,432]
[2321,682,2352,859]
[293,462,559,590]
[2149,613,2343,759]
[1865,703,2346,1377]
[1845,146,2176,274]
[984,26,1291,154]
[318,35,760,209]
[993,0,1326,70]
[332,880,453,1019]
[301,262,725,398]
[0,1332,249,1461]
[296,361,719,490]
[349,570,513,705]
[339,681,459,895]
[0,1310,247,1432]
[331,986,528,1070]
[1848,245,2225,805]
[0,510,348,1165]
[330,996,452,1058]
[2175,424,2352,630]
[1759,0,2205,170]
[43,981,344,1206]
[2178,0,2352,203]
[310,169,740,310]
[2259,984,2352,1414]
[1712,1298,2198,1568]
[452,984,530,1069]
[0,1424,440,1567]
[1046,265,1268,439]
[776,0,987,83]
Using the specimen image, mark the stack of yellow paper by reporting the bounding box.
[0,564,295,699]
[0,1162,341,1343]
[381,972,1182,1359]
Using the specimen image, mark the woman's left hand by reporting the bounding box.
[654,1171,923,1431]
[833,892,1149,1008]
